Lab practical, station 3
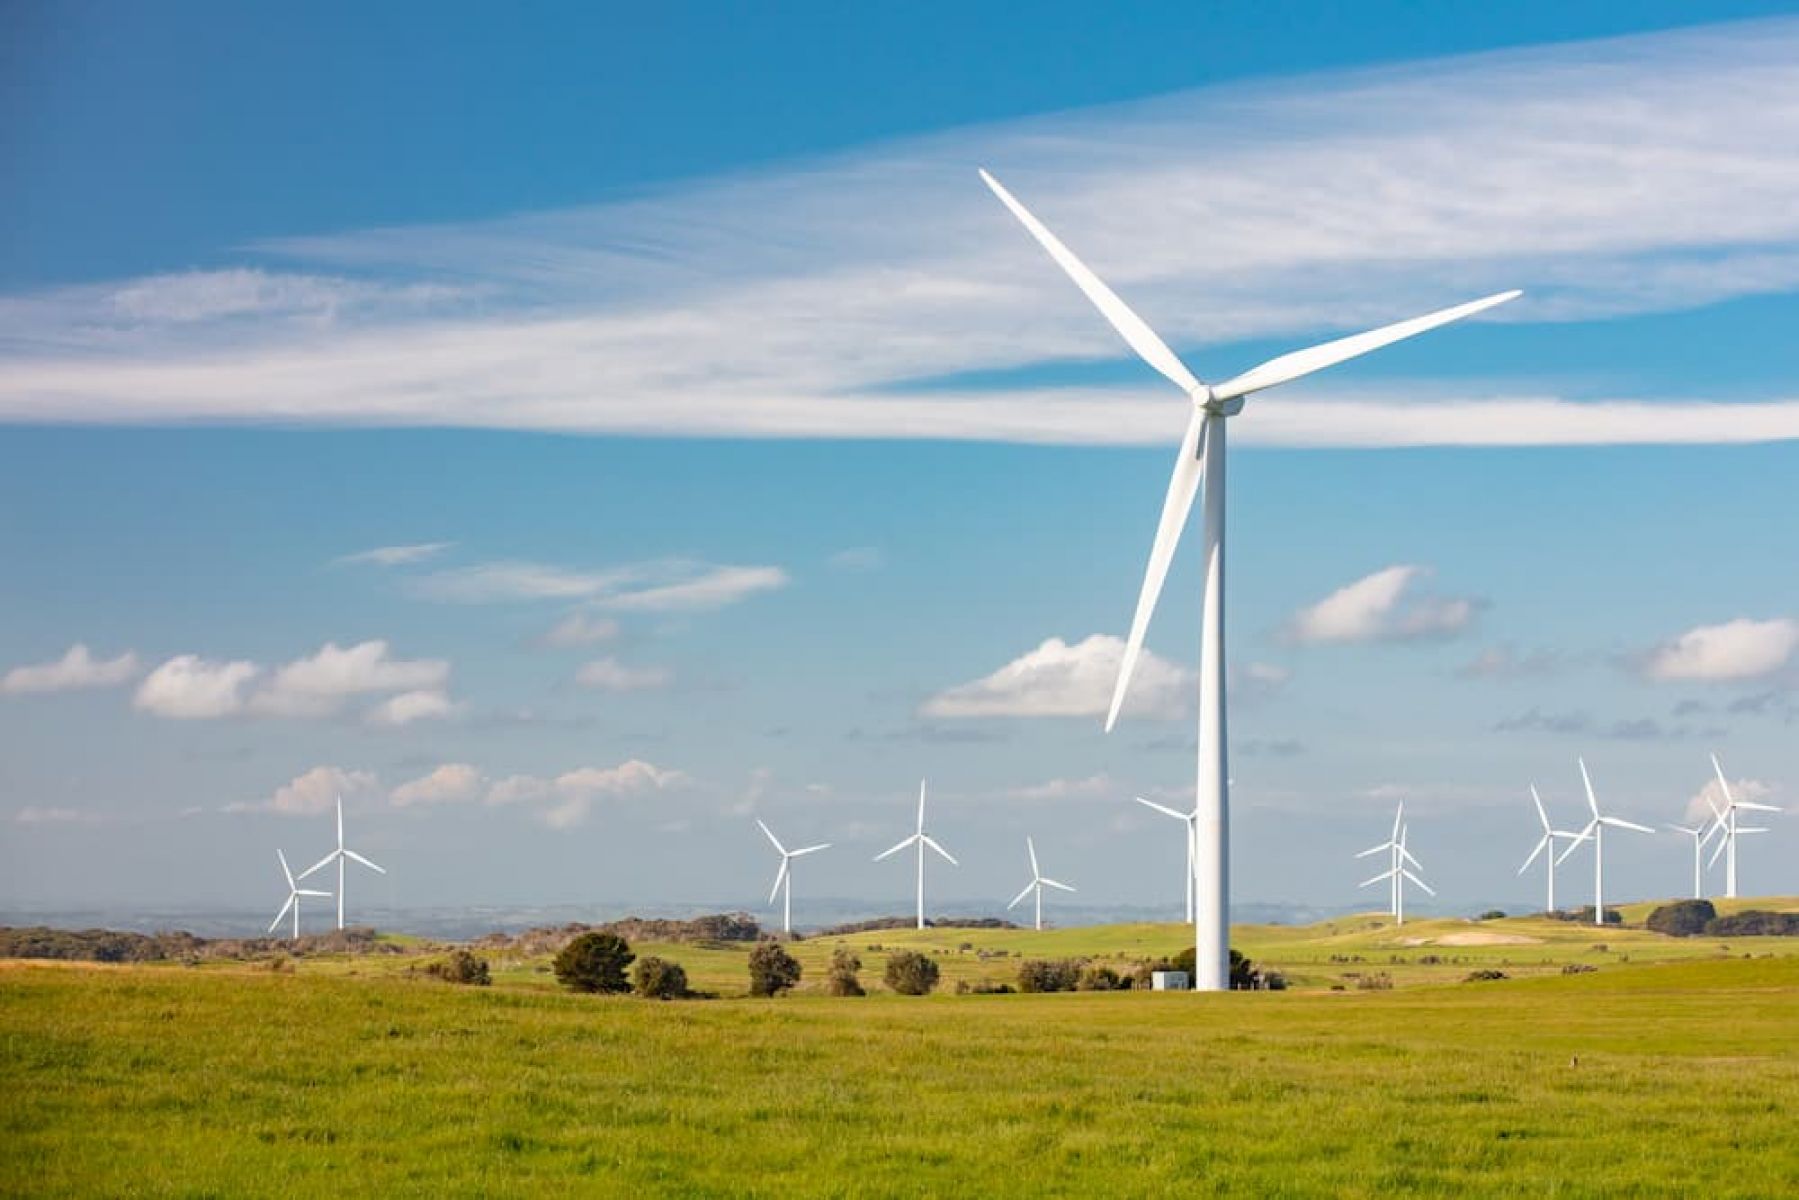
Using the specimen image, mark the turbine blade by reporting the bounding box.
[1530,785,1551,833]
[756,819,786,855]
[1359,868,1396,889]
[1555,823,1597,865]
[790,843,830,857]
[1710,752,1735,806]
[1041,879,1077,893]
[1210,290,1520,402]
[1391,803,1405,843]
[336,795,344,848]
[923,835,958,866]
[1354,842,1391,859]
[297,889,332,898]
[1105,408,1205,733]
[873,834,918,862]
[269,895,294,934]
[1736,826,1771,835]
[1708,835,1730,869]
[1734,801,1781,813]
[1402,870,1437,897]
[277,849,295,889]
[344,849,386,874]
[978,169,1204,396]
[1027,836,1039,879]
[1400,844,1423,870]
[1008,881,1036,909]
[1602,817,1654,835]
[1135,796,1189,821]
[917,779,927,834]
[297,850,337,880]
[768,859,788,906]
[1579,757,1600,818]
[1518,835,1548,874]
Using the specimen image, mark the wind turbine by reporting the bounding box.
[1664,822,1717,901]
[873,779,957,930]
[1518,785,1587,914]
[268,849,331,941]
[298,795,386,931]
[1356,805,1431,924]
[980,169,1519,989]
[1134,796,1197,924]
[1555,758,1652,926]
[1006,836,1076,931]
[1705,752,1782,899]
[756,819,829,935]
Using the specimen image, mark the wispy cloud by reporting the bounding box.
[132,640,452,722]
[334,541,455,567]
[7,21,1799,444]
[537,612,621,648]
[574,657,672,692]
[2,644,140,694]
[414,559,789,610]
[1455,645,1562,680]
[484,760,688,828]
[226,765,380,816]
[14,805,102,825]
[1285,565,1480,645]
[921,634,1191,720]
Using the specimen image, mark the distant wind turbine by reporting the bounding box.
[1705,752,1782,899]
[1664,821,1719,901]
[1006,836,1076,931]
[756,819,829,935]
[980,168,1518,988]
[1555,758,1652,926]
[268,849,331,941]
[873,779,957,930]
[1518,785,1587,914]
[1134,796,1197,924]
[1356,805,1432,924]
[298,796,386,930]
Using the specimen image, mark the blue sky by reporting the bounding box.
[3,3,1796,926]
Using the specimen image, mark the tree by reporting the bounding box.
[553,932,635,994]
[1646,899,1716,937]
[884,949,940,995]
[1165,946,1263,989]
[1016,959,1080,993]
[632,956,689,999]
[747,942,802,997]
[825,948,865,997]
[1077,963,1121,991]
[425,949,491,986]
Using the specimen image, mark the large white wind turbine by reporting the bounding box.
[980,169,1518,989]
[756,819,830,935]
[873,780,957,930]
[1705,752,1782,899]
[268,849,331,941]
[1134,796,1197,924]
[1555,758,1652,926]
[1518,785,1586,913]
[1356,805,1432,924]
[298,795,387,931]
[1006,836,1076,931]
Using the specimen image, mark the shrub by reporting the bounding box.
[1646,899,1716,937]
[747,943,802,997]
[884,950,940,995]
[425,949,491,986]
[1462,969,1509,983]
[1355,972,1393,991]
[956,979,1016,995]
[825,948,865,997]
[1478,910,1507,921]
[1162,946,1264,989]
[1561,963,1598,975]
[553,932,635,994]
[1016,958,1080,993]
[1077,964,1122,992]
[1705,910,1799,937]
[632,956,689,999]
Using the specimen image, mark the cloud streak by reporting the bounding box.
[5,20,1799,445]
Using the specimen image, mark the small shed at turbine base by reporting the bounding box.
[1151,970,1190,992]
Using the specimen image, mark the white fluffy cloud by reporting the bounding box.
[1285,566,1479,645]
[133,655,261,719]
[416,559,789,611]
[2,644,140,694]
[365,689,457,727]
[921,634,1191,720]
[575,657,672,692]
[484,760,688,828]
[1643,617,1799,682]
[228,765,380,817]
[390,763,484,808]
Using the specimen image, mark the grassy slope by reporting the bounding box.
[4,955,1797,1196]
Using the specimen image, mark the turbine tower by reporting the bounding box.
[1555,758,1652,926]
[298,795,387,930]
[980,169,1518,989]
[1006,836,1076,931]
[1134,795,1197,924]
[1705,752,1781,899]
[1356,805,1432,924]
[756,818,830,935]
[873,779,957,930]
[1518,785,1586,913]
[268,849,331,941]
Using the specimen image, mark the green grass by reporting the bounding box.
[5,915,1799,1196]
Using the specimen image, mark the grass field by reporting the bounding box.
[5,905,1799,1195]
